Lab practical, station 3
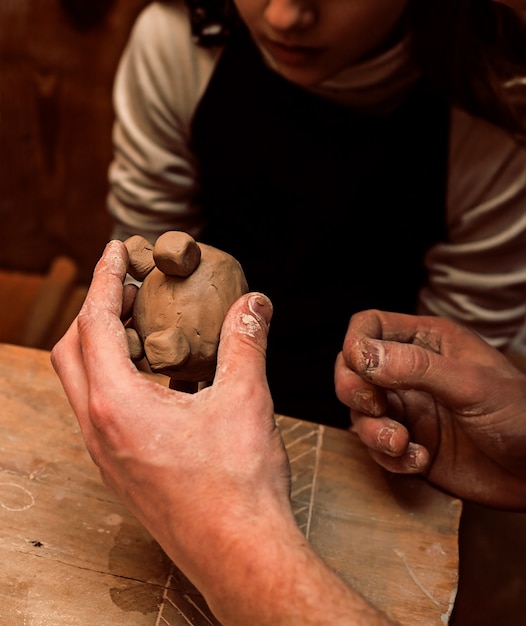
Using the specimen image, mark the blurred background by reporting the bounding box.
[0,0,149,348]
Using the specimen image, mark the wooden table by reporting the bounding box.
[0,342,461,625]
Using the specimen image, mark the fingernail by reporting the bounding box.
[407,443,423,470]
[105,239,121,253]
[361,339,380,371]
[248,293,273,327]
[378,427,396,453]
[102,239,123,264]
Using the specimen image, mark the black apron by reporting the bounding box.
[190,26,449,428]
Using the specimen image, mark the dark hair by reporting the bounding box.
[409,0,526,144]
[184,0,526,142]
[184,0,238,46]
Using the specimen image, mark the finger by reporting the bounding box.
[75,240,140,395]
[343,309,501,366]
[122,282,138,320]
[51,313,92,440]
[345,336,500,410]
[368,442,431,475]
[343,309,452,355]
[214,292,274,413]
[334,351,388,416]
[350,412,411,457]
[342,309,510,408]
[51,240,131,442]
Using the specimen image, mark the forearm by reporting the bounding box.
[158,502,394,626]
[212,527,393,626]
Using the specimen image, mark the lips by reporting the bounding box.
[261,37,322,67]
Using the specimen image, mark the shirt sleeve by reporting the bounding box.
[107,1,221,243]
[418,106,526,352]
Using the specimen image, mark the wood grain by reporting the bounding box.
[0,0,150,283]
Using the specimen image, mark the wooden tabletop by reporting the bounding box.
[0,342,461,625]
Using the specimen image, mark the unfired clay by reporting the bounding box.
[124,231,248,386]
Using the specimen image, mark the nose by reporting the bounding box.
[263,0,316,31]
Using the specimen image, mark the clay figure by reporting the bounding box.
[124,231,248,387]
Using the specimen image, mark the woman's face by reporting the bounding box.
[233,0,410,86]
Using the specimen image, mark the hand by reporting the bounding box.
[51,241,391,626]
[335,310,526,510]
[51,241,293,606]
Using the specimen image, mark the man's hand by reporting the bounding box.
[51,241,292,581]
[51,241,392,626]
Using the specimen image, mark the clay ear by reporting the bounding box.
[144,327,191,373]
[153,231,201,277]
[124,235,156,281]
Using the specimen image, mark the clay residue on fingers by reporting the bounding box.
[238,293,273,338]
[240,312,263,338]
[100,240,129,276]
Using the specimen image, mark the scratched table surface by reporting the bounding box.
[0,342,461,625]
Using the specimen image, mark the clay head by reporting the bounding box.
[124,231,248,384]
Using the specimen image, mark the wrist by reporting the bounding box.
[171,495,300,597]
[164,500,391,625]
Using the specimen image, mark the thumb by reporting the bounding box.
[214,292,273,388]
[353,337,484,408]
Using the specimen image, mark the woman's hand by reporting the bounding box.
[335,310,526,510]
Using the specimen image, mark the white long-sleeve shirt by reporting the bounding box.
[108,0,526,353]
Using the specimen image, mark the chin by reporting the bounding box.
[272,65,329,88]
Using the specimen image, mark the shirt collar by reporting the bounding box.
[260,34,421,114]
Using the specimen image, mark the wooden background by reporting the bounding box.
[0,0,150,284]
